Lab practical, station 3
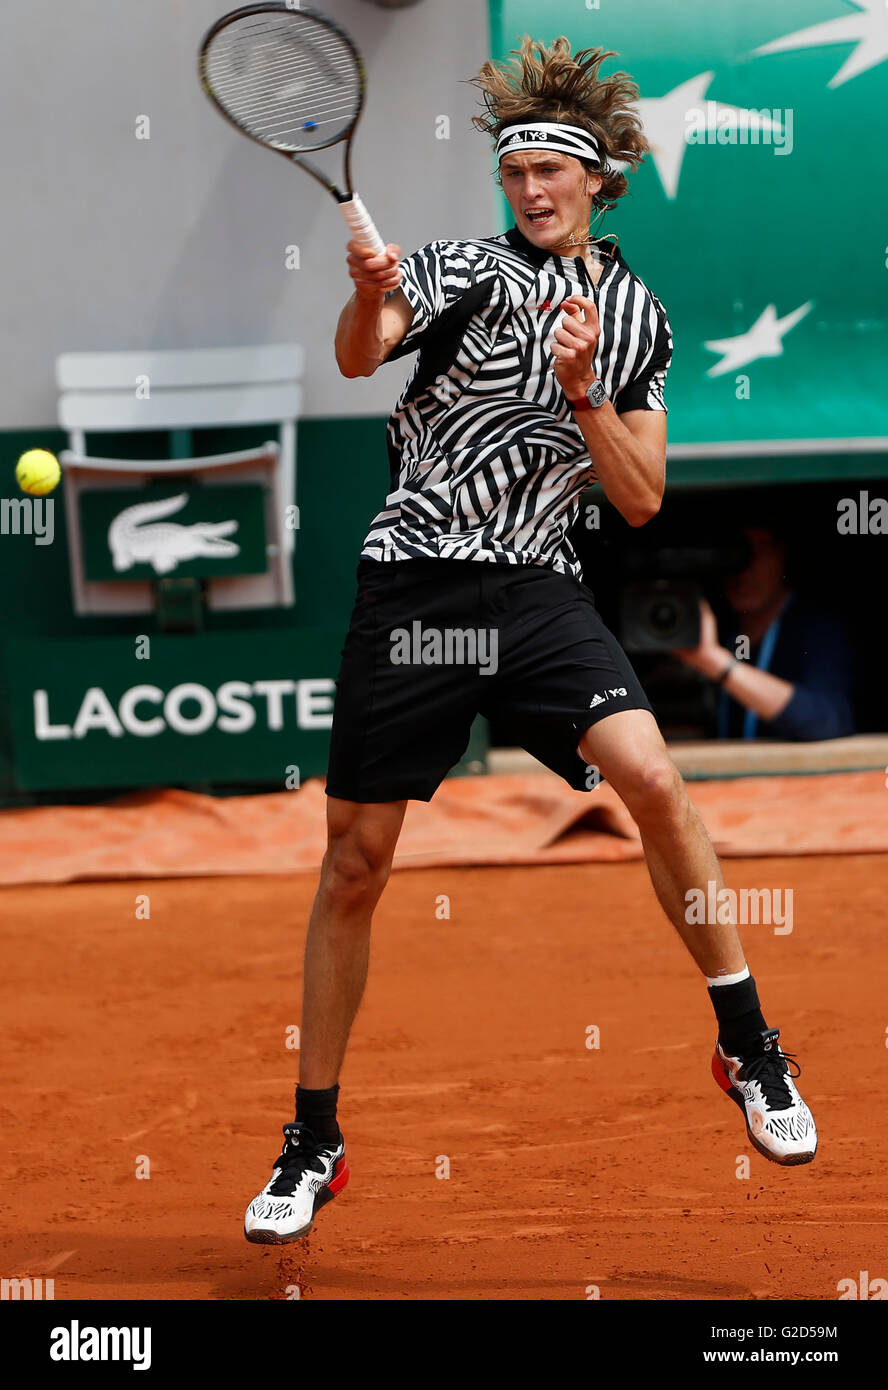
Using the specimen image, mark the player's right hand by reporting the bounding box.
[347,240,402,300]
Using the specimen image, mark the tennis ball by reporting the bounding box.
[15,448,61,496]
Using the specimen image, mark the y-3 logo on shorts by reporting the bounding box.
[589,687,627,708]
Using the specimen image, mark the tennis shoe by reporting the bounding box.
[245,1120,349,1244]
[712,1027,817,1165]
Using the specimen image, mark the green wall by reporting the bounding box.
[490,0,888,449]
[1,422,884,801]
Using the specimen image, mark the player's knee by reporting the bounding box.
[322,830,392,909]
[622,755,684,821]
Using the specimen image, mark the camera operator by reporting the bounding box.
[673,526,856,741]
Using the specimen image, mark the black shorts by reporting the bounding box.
[325,557,655,802]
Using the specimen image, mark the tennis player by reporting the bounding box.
[245,36,817,1246]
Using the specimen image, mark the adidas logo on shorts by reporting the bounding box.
[589,687,627,708]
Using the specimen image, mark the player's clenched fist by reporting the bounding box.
[550,295,601,399]
[347,240,402,300]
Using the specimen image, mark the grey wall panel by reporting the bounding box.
[0,0,497,427]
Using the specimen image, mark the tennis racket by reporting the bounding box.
[198,2,385,252]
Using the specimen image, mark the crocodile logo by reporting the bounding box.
[108,493,240,575]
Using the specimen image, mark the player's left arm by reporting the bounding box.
[551,295,666,527]
[592,408,666,526]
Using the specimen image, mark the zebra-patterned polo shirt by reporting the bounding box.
[361,224,673,579]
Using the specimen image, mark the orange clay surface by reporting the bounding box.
[2,855,886,1301]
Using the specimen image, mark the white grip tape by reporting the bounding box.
[340,194,385,253]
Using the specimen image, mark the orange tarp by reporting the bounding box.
[0,770,883,886]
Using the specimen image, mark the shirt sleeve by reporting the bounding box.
[384,240,476,361]
[766,685,855,741]
[763,614,857,741]
[613,293,673,414]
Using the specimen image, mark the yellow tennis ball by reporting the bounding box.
[16,449,61,496]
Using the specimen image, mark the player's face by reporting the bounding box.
[499,152,600,254]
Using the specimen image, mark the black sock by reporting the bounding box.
[708,975,768,1055]
[295,1084,341,1144]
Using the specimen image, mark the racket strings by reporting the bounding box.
[212,32,353,98]
[204,15,360,151]
[208,55,358,145]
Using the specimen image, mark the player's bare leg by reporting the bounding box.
[578,708,743,976]
[245,796,406,1242]
[578,708,816,1164]
[300,796,407,1088]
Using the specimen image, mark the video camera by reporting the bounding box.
[619,536,752,653]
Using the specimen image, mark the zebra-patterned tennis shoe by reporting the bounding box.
[712,1027,817,1166]
[245,1121,349,1244]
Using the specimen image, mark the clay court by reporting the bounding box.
[3,831,886,1301]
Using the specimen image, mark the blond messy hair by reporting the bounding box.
[470,36,648,210]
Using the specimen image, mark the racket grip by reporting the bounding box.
[340,195,386,254]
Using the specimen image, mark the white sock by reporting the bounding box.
[705,965,750,988]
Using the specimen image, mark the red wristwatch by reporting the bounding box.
[568,380,607,411]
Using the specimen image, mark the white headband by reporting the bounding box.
[496,121,602,165]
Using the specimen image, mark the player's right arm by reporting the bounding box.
[335,241,413,377]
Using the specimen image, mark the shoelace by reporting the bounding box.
[739,1047,802,1112]
[267,1123,335,1196]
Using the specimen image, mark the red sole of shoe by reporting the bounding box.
[711,1049,734,1095]
[328,1156,350,1196]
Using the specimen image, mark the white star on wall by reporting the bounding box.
[703,302,814,376]
[754,0,888,88]
[628,73,784,199]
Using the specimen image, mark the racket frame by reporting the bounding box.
[198,2,384,247]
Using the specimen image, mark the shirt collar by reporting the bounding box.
[504,224,626,279]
